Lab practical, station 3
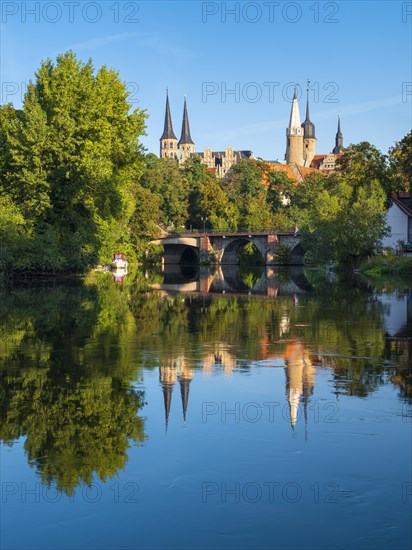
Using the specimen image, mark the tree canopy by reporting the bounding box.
[0,51,147,272]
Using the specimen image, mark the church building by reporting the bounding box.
[160,85,344,178]
[160,90,254,177]
[285,83,344,171]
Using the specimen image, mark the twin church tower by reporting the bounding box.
[160,91,194,162]
[286,84,343,167]
[160,84,344,170]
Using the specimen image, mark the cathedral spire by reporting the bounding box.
[285,83,304,165]
[160,89,177,141]
[332,114,343,154]
[301,80,315,139]
[178,96,194,146]
[288,84,302,131]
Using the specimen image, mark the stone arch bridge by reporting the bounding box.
[151,231,305,265]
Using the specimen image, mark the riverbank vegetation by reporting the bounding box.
[360,254,412,277]
[0,52,411,274]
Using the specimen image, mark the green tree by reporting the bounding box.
[304,179,388,269]
[389,131,412,192]
[140,154,188,229]
[224,159,273,229]
[0,51,147,272]
[334,142,392,194]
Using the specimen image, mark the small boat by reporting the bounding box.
[111,252,128,271]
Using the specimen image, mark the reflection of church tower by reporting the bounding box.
[178,96,195,163]
[285,85,304,166]
[178,366,194,423]
[160,89,178,159]
[159,366,177,431]
[284,343,315,430]
[332,114,343,154]
[301,82,316,167]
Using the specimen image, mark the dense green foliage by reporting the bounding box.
[360,254,412,277]
[0,51,409,273]
[0,52,147,272]
[389,131,412,192]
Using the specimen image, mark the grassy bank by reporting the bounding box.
[360,255,412,278]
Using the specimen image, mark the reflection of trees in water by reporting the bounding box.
[131,271,411,403]
[0,277,146,495]
[0,270,411,492]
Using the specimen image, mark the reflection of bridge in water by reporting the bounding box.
[150,265,312,297]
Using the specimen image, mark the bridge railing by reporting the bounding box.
[161,227,297,237]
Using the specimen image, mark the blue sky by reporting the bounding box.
[1,1,411,160]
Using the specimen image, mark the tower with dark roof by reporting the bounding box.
[285,85,304,166]
[160,89,178,159]
[332,114,343,154]
[301,82,316,167]
[178,96,195,163]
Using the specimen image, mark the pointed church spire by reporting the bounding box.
[301,80,315,139]
[332,114,343,154]
[162,383,173,432]
[178,96,194,146]
[288,84,302,131]
[160,89,177,140]
[179,377,191,422]
[337,113,342,136]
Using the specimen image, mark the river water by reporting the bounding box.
[1,267,411,550]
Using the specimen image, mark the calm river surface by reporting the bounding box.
[1,267,411,550]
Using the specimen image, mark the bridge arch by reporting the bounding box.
[180,246,199,264]
[163,244,199,265]
[221,238,265,265]
[289,243,306,264]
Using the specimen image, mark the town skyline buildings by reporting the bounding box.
[1,2,410,159]
[160,85,343,170]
